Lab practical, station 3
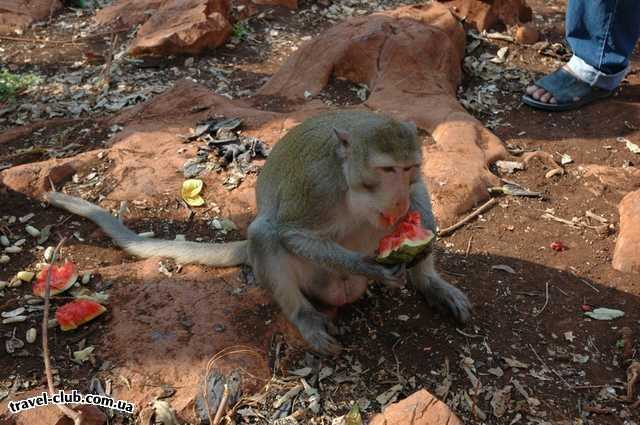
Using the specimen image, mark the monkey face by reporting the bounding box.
[346,152,421,230]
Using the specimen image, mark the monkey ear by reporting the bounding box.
[333,127,351,158]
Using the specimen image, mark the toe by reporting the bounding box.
[540,91,552,103]
[532,88,546,100]
[525,85,539,95]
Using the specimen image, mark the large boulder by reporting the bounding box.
[260,2,506,226]
[95,0,232,56]
[130,0,232,56]
[613,189,640,274]
[0,0,62,34]
[369,389,462,425]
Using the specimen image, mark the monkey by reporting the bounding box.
[44,110,471,355]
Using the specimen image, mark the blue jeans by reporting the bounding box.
[566,0,640,90]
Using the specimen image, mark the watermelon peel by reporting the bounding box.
[55,299,107,331]
[376,212,435,265]
[33,260,78,297]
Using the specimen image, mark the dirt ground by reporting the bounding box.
[1,0,639,424]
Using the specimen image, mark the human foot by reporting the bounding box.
[522,65,613,111]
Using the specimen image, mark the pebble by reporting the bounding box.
[16,271,35,282]
[0,235,9,246]
[44,246,54,262]
[2,316,27,324]
[0,255,9,264]
[25,225,41,237]
[81,273,91,284]
[19,213,34,223]
[26,328,37,344]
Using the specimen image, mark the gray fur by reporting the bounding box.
[44,111,470,355]
[44,192,247,267]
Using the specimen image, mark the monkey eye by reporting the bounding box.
[362,181,378,191]
[380,166,395,173]
[403,166,415,172]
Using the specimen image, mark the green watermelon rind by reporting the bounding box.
[375,234,435,265]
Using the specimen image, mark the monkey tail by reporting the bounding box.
[44,192,248,267]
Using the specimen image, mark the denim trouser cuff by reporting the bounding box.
[567,55,629,91]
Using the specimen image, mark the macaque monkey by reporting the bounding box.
[45,111,471,354]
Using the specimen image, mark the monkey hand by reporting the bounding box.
[362,257,406,288]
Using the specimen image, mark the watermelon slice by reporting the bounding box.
[32,261,78,297]
[55,299,107,331]
[376,211,435,265]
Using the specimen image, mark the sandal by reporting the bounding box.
[522,66,613,112]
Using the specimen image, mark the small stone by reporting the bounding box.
[81,273,91,284]
[16,271,35,282]
[4,246,21,254]
[515,24,539,45]
[0,235,9,246]
[26,328,37,344]
[25,225,41,237]
[44,246,54,262]
[0,255,9,264]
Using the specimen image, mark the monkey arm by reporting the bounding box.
[410,180,437,234]
[279,227,400,283]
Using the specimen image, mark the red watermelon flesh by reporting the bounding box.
[376,211,435,264]
[56,299,107,331]
[33,261,78,297]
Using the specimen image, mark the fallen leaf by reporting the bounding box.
[492,264,516,274]
[564,331,575,342]
[503,357,529,369]
[572,353,589,364]
[375,384,403,407]
[584,307,624,321]
[72,346,95,364]
[487,367,504,377]
[181,179,205,206]
[491,385,512,418]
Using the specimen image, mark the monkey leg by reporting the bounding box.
[409,253,471,323]
[248,219,342,355]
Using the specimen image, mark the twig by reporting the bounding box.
[553,284,568,296]
[483,31,515,42]
[541,213,579,228]
[533,282,550,317]
[0,36,81,45]
[42,238,83,425]
[99,34,119,90]
[439,198,499,237]
[528,344,573,391]
[582,405,614,414]
[456,328,485,339]
[573,384,612,390]
[586,210,608,224]
[465,235,473,257]
[212,384,229,425]
[577,278,600,293]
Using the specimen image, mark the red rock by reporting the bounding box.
[0,0,62,34]
[94,0,164,29]
[437,0,532,31]
[128,0,233,56]
[515,23,539,44]
[259,3,505,225]
[370,389,462,425]
[613,189,640,274]
[0,152,96,197]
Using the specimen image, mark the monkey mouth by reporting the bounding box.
[379,212,398,229]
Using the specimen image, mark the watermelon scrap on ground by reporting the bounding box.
[376,211,435,265]
[32,260,79,297]
[56,299,107,331]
